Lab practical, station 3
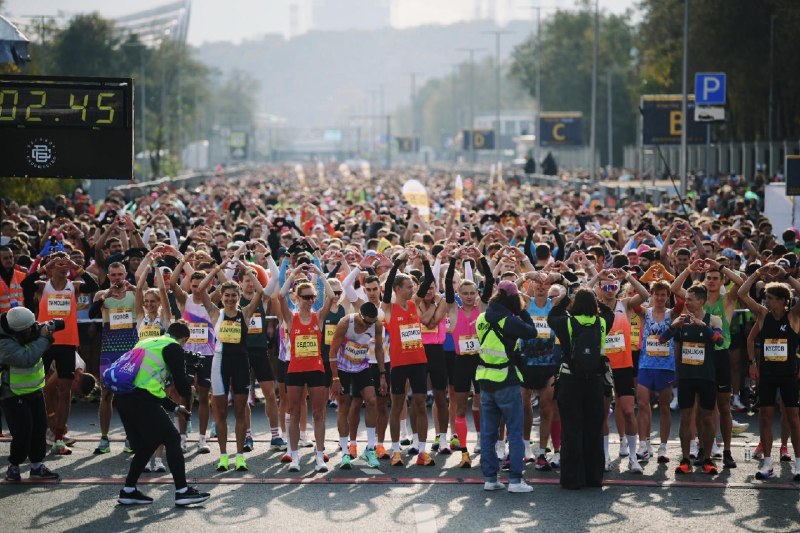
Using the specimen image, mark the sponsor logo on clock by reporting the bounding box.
[26,138,57,169]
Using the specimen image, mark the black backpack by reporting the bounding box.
[567,316,604,378]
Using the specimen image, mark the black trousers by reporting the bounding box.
[556,375,605,489]
[2,391,47,466]
[116,391,187,489]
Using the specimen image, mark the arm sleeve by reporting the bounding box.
[445,259,456,304]
[312,258,325,312]
[479,257,494,303]
[178,236,192,255]
[142,226,152,247]
[524,226,535,263]
[415,260,434,298]
[382,262,400,304]
[79,271,100,293]
[342,267,361,303]
[431,257,442,292]
[327,262,341,279]
[464,260,474,282]
[163,343,192,402]
[168,229,179,248]
[553,230,566,262]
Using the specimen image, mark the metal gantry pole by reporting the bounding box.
[535,6,542,167]
[607,70,613,169]
[679,0,689,196]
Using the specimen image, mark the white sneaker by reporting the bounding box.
[153,458,166,473]
[474,435,481,453]
[731,395,746,412]
[299,436,314,448]
[669,396,679,411]
[711,441,722,459]
[523,442,533,462]
[495,441,506,461]
[46,429,55,446]
[532,416,540,426]
[628,457,644,474]
[288,459,300,472]
[636,441,649,460]
[180,434,188,454]
[197,438,211,454]
[549,452,561,469]
[314,457,328,473]
[657,443,669,463]
[508,480,534,493]
[604,458,612,472]
[689,439,699,459]
[619,439,630,458]
[483,480,506,491]
[143,457,154,472]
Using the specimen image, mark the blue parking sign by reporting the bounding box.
[695,73,726,105]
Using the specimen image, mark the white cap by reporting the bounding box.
[6,307,36,332]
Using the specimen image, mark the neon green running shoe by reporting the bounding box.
[235,455,248,472]
[216,455,230,472]
[363,448,380,468]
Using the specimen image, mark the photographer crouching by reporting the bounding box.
[104,321,210,506]
[0,308,61,481]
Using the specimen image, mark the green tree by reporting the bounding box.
[48,13,129,78]
[509,3,638,166]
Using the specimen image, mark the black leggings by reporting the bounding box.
[556,375,605,490]
[2,392,47,466]
[116,391,187,490]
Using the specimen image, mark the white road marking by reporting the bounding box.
[413,504,439,533]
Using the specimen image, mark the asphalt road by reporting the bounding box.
[1,401,798,532]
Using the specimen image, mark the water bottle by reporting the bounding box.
[744,440,751,462]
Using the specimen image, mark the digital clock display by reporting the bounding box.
[0,86,125,128]
[0,75,133,180]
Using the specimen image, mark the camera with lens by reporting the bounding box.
[39,318,66,333]
[183,349,204,373]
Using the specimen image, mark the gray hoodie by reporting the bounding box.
[0,319,52,399]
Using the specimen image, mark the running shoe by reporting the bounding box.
[5,464,21,482]
[669,396,679,411]
[416,451,435,466]
[340,454,352,470]
[123,439,134,454]
[755,464,774,480]
[348,443,357,458]
[299,436,314,448]
[180,434,188,454]
[62,433,77,447]
[459,451,472,468]
[731,395,746,412]
[689,440,699,460]
[628,457,644,474]
[534,454,551,471]
[439,444,452,456]
[375,445,390,459]
[314,456,328,473]
[702,459,718,475]
[604,458,612,472]
[363,448,380,468]
[406,446,419,457]
[432,436,441,452]
[270,436,288,451]
[531,395,539,408]
[94,437,111,455]
[722,450,737,469]
[495,441,506,461]
[711,442,722,459]
[780,445,791,462]
[280,453,292,463]
[449,436,460,451]
[657,443,670,464]
[753,442,765,460]
[532,416,540,426]
[243,435,254,453]
[153,458,167,473]
[549,452,561,469]
[29,463,59,480]
[619,439,630,458]
[118,489,153,505]
[501,458,511,471]
[46,428,55,446]
[523,443,534,464]
[508,480,533,493]
[731,419,749,435]
[197,438,211,454]
[144,458,154,472]
[51,440,72,456]
[483,480,505,491]
[674,458,692,474]
[235,455,248,471]
[400,437,412,446]
[636,441,652,461]
[390,451,404,467]
[209,422,217,439]
[288,459,300,472]
[474,440,481,453]
[216,456,230,472]
[175,486,210,507]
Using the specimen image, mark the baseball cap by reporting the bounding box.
[497,280,519,297]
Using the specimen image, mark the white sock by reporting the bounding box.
[392,441,400,453]
[763,456,773,469]
[199,434,206,442]
[627,435,638,455]
[367,427,377,449]
[603,435,609,459]
[291,450,299,461]
[419,440,427,453]
[339,437,348,452]
[316,450,324,462]
[438,432,447,443]
[412,433,419,448]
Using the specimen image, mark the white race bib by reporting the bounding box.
[249,313,263,335]
[763,339,788,362]
[645,335,670,357]
[605,333,625,354]
[399,324,422,348]
[109,309,134,330]
[458,335,479,354]
[681,342,705,365]
[343,342,369,363]
[47,294,71,316]
[533,317,550,339]
[189,323,209,344]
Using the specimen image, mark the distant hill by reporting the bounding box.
[194,20,536,127]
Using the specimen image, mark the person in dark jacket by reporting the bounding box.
[548,287,615,489]
[476,280,539,493]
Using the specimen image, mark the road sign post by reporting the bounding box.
[694,73,726,184]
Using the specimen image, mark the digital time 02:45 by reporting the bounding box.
[0,87,124,128]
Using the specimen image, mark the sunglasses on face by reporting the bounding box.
[299,294,316,301]
[333,291,342,296]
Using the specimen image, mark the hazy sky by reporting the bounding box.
[6,0,638,46]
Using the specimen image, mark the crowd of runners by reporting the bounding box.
[1,164,798,495]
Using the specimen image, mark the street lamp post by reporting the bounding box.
[589,0,599,185]
[484,30,514,166]
[679,0,689,196]
[459,47,485,164]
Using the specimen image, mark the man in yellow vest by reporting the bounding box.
[476,280,539,493]
[0,307,60,481]
[114,321,211,507]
